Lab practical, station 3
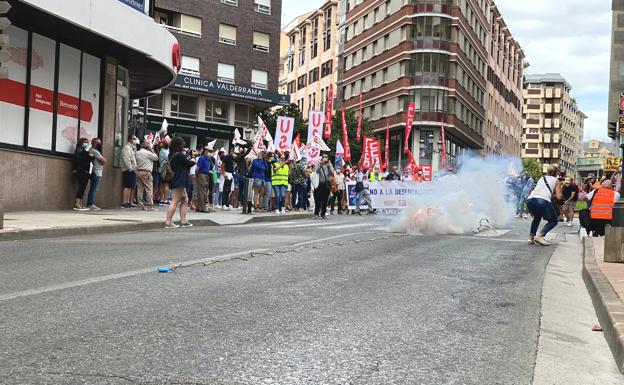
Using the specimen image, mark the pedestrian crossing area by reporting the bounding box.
[241,218,389,231]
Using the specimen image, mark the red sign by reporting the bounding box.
[421,165,432,181]
[324,84,333,138]
[341,106,351,161]
[172,43,181,73]
[360,136,381,170]
[404,102,416,152]
[384,120,390,171]
[293,133,301,148]
[357,92,363,142]
[440,117,446,170]
[0,79,93,122]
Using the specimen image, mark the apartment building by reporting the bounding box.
[576,139,618,181]
[484,1,524,157]
[521,74,586,177]
[143,0,289,150]
[339,0,523,172]
[608,0,624,140]
[280,1,339,117]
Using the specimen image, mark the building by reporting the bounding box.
[143,0,289,151]
[338,0,524,172]
[0,0,178,211]
[483,1,524,157]
[279,0,339,117]
[521,73,586,177]
[608,0,624,142]
[278,13,311,98]
[576,139,618,181]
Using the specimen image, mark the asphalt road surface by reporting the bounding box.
[0,215,557,384]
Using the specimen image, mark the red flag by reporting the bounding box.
[324,84,334,138]
[440,117,446,171]
[404,102,416,152]
[360,136,381,170]
[341,106,351,161]
[357,92,363,142]
[293,133,301,148]
[384,120,390,171]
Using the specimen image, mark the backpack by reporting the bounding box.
[161,155,174,183]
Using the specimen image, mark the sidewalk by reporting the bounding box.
[583,236,624,373]
[0,207,312,242]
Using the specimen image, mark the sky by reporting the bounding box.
[281,0,612,141]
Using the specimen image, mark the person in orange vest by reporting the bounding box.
[586,179,620,237]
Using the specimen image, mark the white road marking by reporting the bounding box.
[325,223,376,230]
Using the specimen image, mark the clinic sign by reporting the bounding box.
[118,0,147,13]
[173,75,290,106]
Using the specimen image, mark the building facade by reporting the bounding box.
[279,0,339,117]
[338,0,524,172]
[0,0,178,211]
[608,0,624,141]
[576,139,618,181]
[144,0,288,151]
[521,74,586,177]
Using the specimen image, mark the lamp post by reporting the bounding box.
[612,135,624,227]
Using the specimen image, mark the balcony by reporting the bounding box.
[522,148,541,158]
[412,74,449,88]
[413,2,452,15]
[413,39,451,51]
[527,88,543,97]
[523,133,541,143]
[524,118,541,128]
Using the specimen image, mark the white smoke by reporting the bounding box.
[389,156,519,235]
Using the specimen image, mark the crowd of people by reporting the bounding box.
[71,135,429,228]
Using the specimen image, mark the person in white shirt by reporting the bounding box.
[134,141,159,211]
[526,165,563,246]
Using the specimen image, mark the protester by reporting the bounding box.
[72,138,93,211]
[250,151,268,211]
[369,164,384,182]
[353,165,373,215]
[290,157,307,211]
[234,143,253,208]
[135,141,159,211]
[272,153,289,214]
[195,147,213,213]
[262,152,273,211]
[165,137,195,228]
[515,172,534,219]
[158,139,171,206]
[152,143,162,204]
[187,150,198,211]
[86,138,106,210]
[385,165,401,181]
[561,177,578,227]
[586,179,620,237]
[329,167,345,215]
[313,154,334,219]
[121,135,139,208]
[218,148,235,210]
[526,165,563,246]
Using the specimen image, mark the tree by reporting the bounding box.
[523,158,542,181]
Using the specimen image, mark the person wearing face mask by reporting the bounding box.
[314,154,335,219]
[272,153,290,214]
[86,138,107,210]
[121,134,139,208]
[72,137,94,211]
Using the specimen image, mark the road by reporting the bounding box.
[0,215,610,384]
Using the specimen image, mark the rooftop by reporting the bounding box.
[524,73,571,89]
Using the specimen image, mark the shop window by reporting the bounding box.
[234,104,254,127]
[28,33,56,151]
[253,32,270,52]
[0,26,27,146]
[170,93,198,120]
[251,70,268,89]
[205,99,229,124]
[56,44,82,154]
[180,56,200,77]
[217,63,235,83]
[147,94,164,115]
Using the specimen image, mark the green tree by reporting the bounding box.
[523,158,543,181]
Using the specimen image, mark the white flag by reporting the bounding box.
[290,142,302,161]
[233,128,247,145]
[336,139,344,156]
[206,139,217,151]
[267,141,276,153]
[160,119,169,135]
[311,133,330,151]
[307,110,324,162]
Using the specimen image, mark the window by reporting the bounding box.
[311,18,319,59]
[218,63,235,83]
[323,8,332,51]
[255,0,271,15]
[219,24,237,45]
[299,27,307,66]
[205,99,229,123]
[147,94,164,115]
[297,74,307,90]
[321,60,333,77]
[155,11,202,38]
[220,0,238,5]
[252,69,268,89]
[253,31,270,52]
[287,81,296,94]
[180,55,200,77]
[235,104,254,127]
[309,68,319,84]
[170,93,198,120]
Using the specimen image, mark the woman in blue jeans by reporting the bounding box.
[526,165,563,246]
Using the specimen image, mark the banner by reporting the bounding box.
[341,106,351,161]
[276,116,294,151]
[311,133,331,151]
[346,181,432,209]
[384,120,390,171]
[404,102,416,151]
[307,110,325,162]
[357,92,363,142]
[360,136,382,170]
[440,117,446,171]
[421,165,432,181]
[324,84,334,138]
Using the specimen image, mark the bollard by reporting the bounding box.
[604,225,624,263]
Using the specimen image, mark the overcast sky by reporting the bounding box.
[282,0,612,141]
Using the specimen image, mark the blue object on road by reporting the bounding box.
[157,267,175,273]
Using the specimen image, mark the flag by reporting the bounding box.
[384,120,390,171]
[335,140,345,169]
[341,106,351,161]
[144,132,154,144]
[324,84,334,138]
[357,92,363,142]
[336,139,344,156]
[276,116,295,151]
[233,128,247,145]
[290,142,302,161]
[160,119,169,136]
[440,117,446,171]
[307,110,324,162]
[404,102,415,152]
[293,133,301,148]
[267,140,276,153]
[265,130,273,143]
[206,139,217,151]
[311,133,330,151]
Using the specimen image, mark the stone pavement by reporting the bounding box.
[584,236,624,373]
[0,207,312,241]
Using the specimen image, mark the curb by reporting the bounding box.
[0,213,312,242]
[582,237,624,373]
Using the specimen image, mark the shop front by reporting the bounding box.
[0,0,178,210]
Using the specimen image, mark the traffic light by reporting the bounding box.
[0,0,11,79]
